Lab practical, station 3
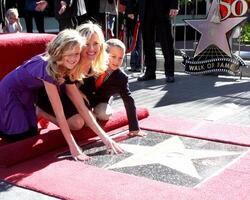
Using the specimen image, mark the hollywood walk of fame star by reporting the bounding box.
[107,136,241,179]
[185,0,247,57]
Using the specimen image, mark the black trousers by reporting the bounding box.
[57,18,75,31]
[24,10,45,33]
[142,11,174,77]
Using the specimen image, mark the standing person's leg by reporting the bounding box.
[98,12,105,31]
[130,29,142,72]
[127,17,141,72]
[156,18,175,82]
[76,14,88,26]
[57,18,75,31]
[138,14,156,80]
[24,10,33,33]
[72,17,78,29]
[107,14,115,37]
[0,0,4,33]
[85,0,100,22]
[34,11,45,33]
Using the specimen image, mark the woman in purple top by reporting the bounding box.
[0,29,123,161]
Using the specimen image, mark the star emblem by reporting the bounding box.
[185,0,247,57]
[107,136,241,179]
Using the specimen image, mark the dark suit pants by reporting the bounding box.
[142,14,175,77]
[24,10,45,33]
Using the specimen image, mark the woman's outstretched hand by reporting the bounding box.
[103,137,124,154]
[69,144,90,161]
[73,153,90,161]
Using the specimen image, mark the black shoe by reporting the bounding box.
[128,68,141,72]
[138,74,156,81]
[166,76,175,83]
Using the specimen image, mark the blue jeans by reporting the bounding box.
[130,30,142,69]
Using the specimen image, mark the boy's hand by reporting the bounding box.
[128,130,147,137]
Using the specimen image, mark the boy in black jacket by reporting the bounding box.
[90,38,146,137]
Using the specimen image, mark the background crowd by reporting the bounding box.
[0,0,141,70]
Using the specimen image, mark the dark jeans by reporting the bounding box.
[57,18,75,31]
[76,14,89,26]
[130,31,142,69]
[24,10,45,33]
[126,17,142,69]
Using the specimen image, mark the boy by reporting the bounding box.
[38,37,146,137]
[91,38,146,137]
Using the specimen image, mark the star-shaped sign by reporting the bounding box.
[185,0,247,57]
[107,136,241,179]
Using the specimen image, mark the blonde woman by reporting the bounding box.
[37,21,124,158]
[76,20,108,77]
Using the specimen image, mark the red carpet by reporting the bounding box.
[1,157,194,200]
[1,113,250,200]
[0,108,149,167]
[140,115,250,146]
[0,33,55,79]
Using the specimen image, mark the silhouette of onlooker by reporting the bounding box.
[84,0,100,22]
[54,0,74,30]
[54,0,87,31]
[72,0,88,26]
[0,0,6,32]
[23,0,48,33]
[128,0,179,83]
[125,0,142,72]
[99,0,117,38]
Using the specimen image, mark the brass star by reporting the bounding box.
[185,0,247,57]
[107,136,241,179]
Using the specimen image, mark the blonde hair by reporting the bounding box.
[46,29,85,82]
[106,38,126,55]
[6,8,19,19]
[76,21,108,75]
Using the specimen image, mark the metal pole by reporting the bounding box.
[238,1,243,55]
[115,0,119,37]
[105,12,108,40]
[195,0,198,42]
[184,0,187,52]
[140,34,144,73]
[172,18,176,51]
